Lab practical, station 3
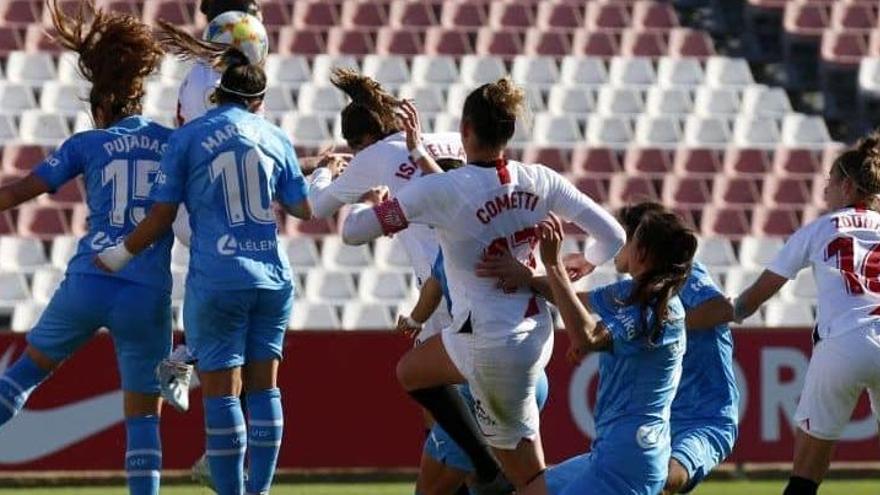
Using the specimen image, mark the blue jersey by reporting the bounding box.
[33,116,173,292]
[672,261,740,425]
[152,104,308,291]
[587,279,686,439]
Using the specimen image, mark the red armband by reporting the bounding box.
[374,198,409,235]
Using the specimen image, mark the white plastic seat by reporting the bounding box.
[19,110,70,145]
[695,236,738,270]
[73,111,94,133]
[358,269,410,303]
[50,235,78,269]
[765,302,814,327]
[310,54,359,84]
[283,236,321,273]
[547,86,595,116]
[645,87,692,116]
[411,55,459,85]
[596,87,644,115]
[571,270,618,293]
[560,56,607,87]
[724,267,764,294]
[0,272,30,314]
[524,86,546,113]
[40,81,88,115]
[262,86,295,115]
[321,235,373,271]
[170,240,190,273]
[280,113,331,147]
[656,56,704,87]
[693,87,740,117]
[782,270,817,301]
[858,57,880,95]
[731,309,764,328]
[373,237,412,272]
[445,84,475,114]
[741,85,792,118]
[683,116,730,148]
[144,82,179,115]
[532,113,582,146]
[297,83,347,115]
[6,51,56,86]
[0,114,18,143]
[511,55,559,87]
[398,84,446,115]
[781,114,831,148]
[634,115,681,148]
[433,113,461,133]
[0,236,47,273]
[11,301,46,332]
[459,55,506,86]
[265,54,311,88]
[732,116,781,149]
[362,54,411,89]
[738,236,784,270]
[341,303,394,330]
[608,56,656,87]
[305,270,357,303]
[585,115,632,149]
[705,56,754,87]
[57,52,88,85]
[289,301,341,330]
[0,82,36,112]
[30,267,62,305]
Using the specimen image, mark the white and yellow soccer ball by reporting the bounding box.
[203,11,269,66]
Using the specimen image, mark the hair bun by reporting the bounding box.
[484,77,525,121]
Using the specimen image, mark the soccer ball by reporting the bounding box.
[203,11,269,66]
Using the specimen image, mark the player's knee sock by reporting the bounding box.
[245,388,283,494]
[409,385,500,483]
[205,395,246,495]
[125,415,161,495]
[0,354,49,426]
[783,476,818,495]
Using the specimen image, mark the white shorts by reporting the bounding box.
[794,326,880,441]
[441,314,554,450]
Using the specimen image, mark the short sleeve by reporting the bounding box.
[323,145,388,203]
[767,224,814,279]
[275,138,308,206]
[32,138,83,192]
[678,262,724,310]
[587,281,643,356]
[151,133,187,204]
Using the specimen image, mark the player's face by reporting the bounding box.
[823,167,848,210]
[613,238,633,274]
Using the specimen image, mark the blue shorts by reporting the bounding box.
[671,420,737,493]
[183,285,293,372]
[423,371,550,472]
[27,273,172,394]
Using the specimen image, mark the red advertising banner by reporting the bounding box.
[0,329,876,471]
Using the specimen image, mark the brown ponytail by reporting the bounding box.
[330,68,402,148]
[462,77,525,150]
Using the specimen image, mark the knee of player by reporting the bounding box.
[396,355,418,391]
[664,460,689,494]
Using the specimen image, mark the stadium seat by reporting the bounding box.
[830,2,877,32]
[17,204,70,239]
[56,51,87,85]
[702,207,751,238]
[632,1,679,30]
[0,82,36,113]
[693,87,740,117]
[0,235,47,273]
[752,206,801,237]
[763,177,812,207]
[433,112,461,133]
[683,116,730,148]
[389,0,438,27]
[532,114,582,146]
[30,267,62,305]
[724,266,764,302]
[633,116,681,148]
[19,110,69,145]
[704,56,755,87]
[586,115,633,149]
[713,176,762,207]
[398,84,446,115]
[358,268,410,303]
[656,56,704,87]
[732,116,782,149]
[723,146,771,177]
[158,55,191,83]
[522,146,570,173]
[341,303,394,330]
[282,236,321,273]
[265,54,311,88]
[608,175,660,208]
[277,27,327,56]
[559,56,608,87]
[170,240,189,273]
[741,85,793,118]
[694,236,738,270]
[280,113,331,148]
[645,87,692,116]
[50,235,77,269]
[781,114,831,148]
[536,1,583,30]
[460,55,507,86]
[6,51,56,86]
[258,0,292,27]
[142,0,195,25]
[373,237,412,272]
[596,87,644,116]
[298,83,348,115]
[586,2,630,30]
[424,27,474,56]
[511,55,559,87]
[623,147,673,179]
[305,270,357,304]
[782,1,828,91]
[572,146,622,177]
[572,30,619,58]
[608,56,656,87]
[445,83,474,114]
[668,28,716,58]
[0,26,24,57]
[294,0,340,28]
[410,55,459,85]
[547,86,596,116]
[781,270,817,302]
[574,176,609,203]
[662,176,712,208]
[289,301,341,330]
[310,54,359,84]
[773,146,822,177]
[489,1,534,28]
[2,144,45,176]
[10,301,46,332]
[441,1,487,27]
[523,29,572,57]
[326,27,375,56]
[0,272,30,314]
[0,114,20,144]
[321,235,373,271]
[70,203,87,236]
[72,111,95,133]
[375,27,425,55]
[341,0,388,27]
[764,302,814,327]
[144,82,179,115]
[620,30,668,58]
[362,54,411,89]
[262,86,295,116]
[0,0,41,27]
[673,147,722,177]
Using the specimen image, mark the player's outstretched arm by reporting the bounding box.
[0,174,50,211]
[95,202,178,272]
[280,198,313,220]
[685,296,734,330]
[732,270,788,323]
[341,186,394,245]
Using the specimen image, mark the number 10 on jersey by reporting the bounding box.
[210,148,276,227]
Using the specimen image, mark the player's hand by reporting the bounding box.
[396,314,423,339]
[475,251,534,292]
[94,243,133,273]
[359,186,389,206]
[538,213,565,267]
[562,253,595,281]
[566,340,589,364]
[320,153,351,179]
[396,99,423,152]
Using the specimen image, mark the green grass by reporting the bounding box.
[0,480,877,494]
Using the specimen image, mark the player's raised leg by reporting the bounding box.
[0,347,54,426]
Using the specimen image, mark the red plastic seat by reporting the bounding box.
[0,211,13,235]
[0,26,24,56]
[586,3,630,29]
[536,2,583,30]
[784,2,830,37]
[573,30,619,58]
[609,175,660,208]
[821,31,868,66]
[621,30,667,57]
[327,28,375,55]
[441,1,487,28]
[702,207,751,238]
[773,147,822,177]
[632,1,679,29]
[99,0,141,17]
[1,0,41,26]
[723,147,771,177]
[475,28,523,57]
[668,28,716,58]
[341,1,389,27]
[278,27,327,56]
[389,0,439,27]
[662,176,713,207]
[259,0,293,27]
[40,0,76,27]
[713,177,762,207]
[17,205,71,239]
[522,146,570,174]
[375,27,424,55]
[25,24,62,53]
[574,177,609,204]
[524,29,571,56]
[753,207,801,236]
[764,177,812,207]
[41,178,84,206]
[623,147,673,176]
[294,0,340,28]
[2,145,47,176]
[572,146,621,177]
[489,2,534,28]
[425,27,474,56]
[673,147,722,177]
[831,2,877,31]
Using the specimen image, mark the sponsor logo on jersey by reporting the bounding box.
[217,234,238,255]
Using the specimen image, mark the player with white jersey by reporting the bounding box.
[309,68,466,341]
[342,78,626,495]
[728,135,880,495]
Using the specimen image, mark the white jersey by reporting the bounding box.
[768,206,880,340]
[378,160,624,346]
[176,62,221,126]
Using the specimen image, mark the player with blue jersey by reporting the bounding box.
[98,26,311,495]
[0,3,170,494]
[535,211,696,495]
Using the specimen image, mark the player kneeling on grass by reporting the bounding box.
[0,2,172,494]
[97,22,311,495]
[711,135,880,495]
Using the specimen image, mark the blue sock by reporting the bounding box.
[205,395,246,495]
[245,388,283,494]
[125,416,161,495]
[0,354,49,426]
